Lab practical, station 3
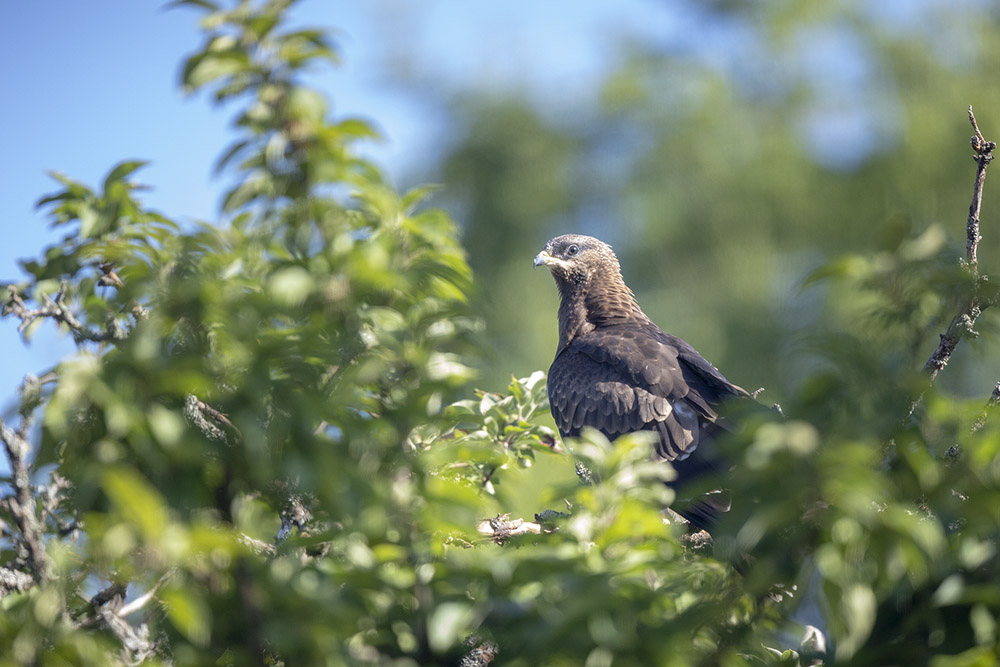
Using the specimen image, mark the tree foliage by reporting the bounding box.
[3,1,1000,666]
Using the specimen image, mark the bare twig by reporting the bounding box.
[97,262,125,288]
[922,106,996,381]
[238,532,278,557]
[115,589,158,619]
[277,493,314,543]
[476,514,543,543]
[117,571,172,618]
[184,394,241,442]
[475,513,564,544]
[80,578,164,663]
[93,608,158,665]
[90,582,127,610]
[459,636,500,667]
[3,284,120,344]
[966,106,994,272]
[0,567,34,599]
[0,417,49,580]
[971,381,1000,433]
[37,473,78,538]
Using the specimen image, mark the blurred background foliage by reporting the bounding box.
[3,0,1000,664]
[418,0,1000,405]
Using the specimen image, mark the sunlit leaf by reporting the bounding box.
[427,602,476,654]
[268,266,314,306]
[102,160,149,192]
[101,466,169,541]
[166,0,219,10]
[162,585,211,647]
[182,49,249,92]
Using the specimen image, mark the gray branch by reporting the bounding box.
[923,106,996,380]
[0,566,34,599]
[0,417,49,581]
[184,394,241,443]
[3,283,123,344]
[971,381,1000,433]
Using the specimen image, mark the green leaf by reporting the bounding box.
[245,14,280,41]
[839,583,876,658]
[37,171,91,209]
[427,602,476,654]
[268,266,314,306]
[162,585,211,647]
[443,400,481,420]
[148,405,187,449]
[222,173,271,212]
[286,88,327,124]
[102,160,149,193]
[801,255,869,290]
[165,0,219,10]
[101,466,169,542]
[213,139,251,174]
[35,191,75,208]
[78,206,101,238]
[279,29,340,67]
[181,49,249,92]
[334,117,381,140]
[400,184,442,213]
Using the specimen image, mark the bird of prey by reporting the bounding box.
[534,234,751,528]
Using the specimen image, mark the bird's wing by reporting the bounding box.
[548,324,734,463]
[547,324,748,530]
[663,332,752,402]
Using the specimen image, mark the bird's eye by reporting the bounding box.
[567,244,579,256]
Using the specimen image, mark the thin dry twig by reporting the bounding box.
[97,262,125,288]
[238,532,278,557]
[117,571,173,618]
[459,637,500,667]
[475,509,572,545]
[966,107,994,272]
[37,473,78,538]
[183,394,242,442]
[0,567,34,599]
[0,379,78,598]
[84,583,159,666]
[3,284,119,344]
[923,106,996,381]
[971,381,1000,433]
[476,514,545,544]
[277,493,314,542]
[0,417,49,581]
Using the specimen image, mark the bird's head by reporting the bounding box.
[533,234,622,290]
[534,234,644,341]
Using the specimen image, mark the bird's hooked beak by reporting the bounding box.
[533,250,555,269]
[535,249,574,273]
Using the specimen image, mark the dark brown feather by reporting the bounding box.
[535,234,750,529]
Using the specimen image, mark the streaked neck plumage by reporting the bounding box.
[555,263,646,350]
